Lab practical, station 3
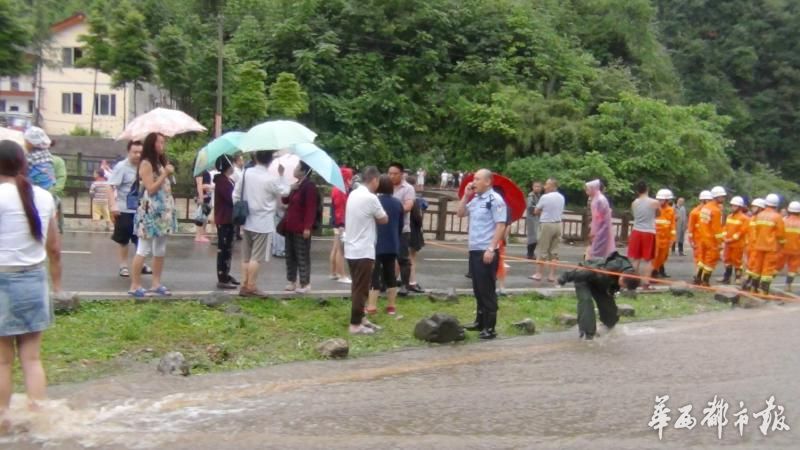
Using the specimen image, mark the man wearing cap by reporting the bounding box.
[742,194,785,294]
[783,201,800,293]
[22,126,55,191]
[652,189,676,278]
[457,169,507,340]
[688,191,712,267]
[721,196,750,284]
[696,186,727,286]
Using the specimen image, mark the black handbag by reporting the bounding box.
[232,168,249,226]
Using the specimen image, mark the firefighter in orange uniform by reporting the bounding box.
[744,198,766,284]
[742,194,785,294]
[695,186,727,286]
[652,189,676,278]
[783,201,800,293]
[688,190,712,268]
[721,196,749,284]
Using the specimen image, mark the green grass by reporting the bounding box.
[38,293,729,385]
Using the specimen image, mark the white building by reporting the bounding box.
[0,75,35,129]
[36,13,171,137]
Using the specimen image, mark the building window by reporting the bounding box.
[94,94,116,116]
[28,100,34,113]
[9,105,18,112]
[62,47,83,68]
[61,92,82,114]
[0,100,5,112]
[10,77,19,91]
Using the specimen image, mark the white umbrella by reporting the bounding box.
[117,108,206,141]
[0,126,25,147]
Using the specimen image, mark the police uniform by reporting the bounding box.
[465,188,507,338]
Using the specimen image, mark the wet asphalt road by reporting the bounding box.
[3,303,798,449]
[59,230,712,298]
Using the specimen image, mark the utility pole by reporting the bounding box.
[214,13,224,137]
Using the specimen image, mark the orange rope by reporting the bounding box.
[427,241,800,304]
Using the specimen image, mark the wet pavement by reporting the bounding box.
[59,230,716,298]
[2,304,798,449]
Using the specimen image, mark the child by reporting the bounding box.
[90,168,112,230]
[23,126,55,190]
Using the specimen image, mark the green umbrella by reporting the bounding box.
[239,120,317,152]
[193,131,245,176]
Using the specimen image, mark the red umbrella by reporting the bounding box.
[458,172,526,222]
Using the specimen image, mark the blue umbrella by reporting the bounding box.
[239,120,317,152]
[290,143,346,192]
[193,131,245,176]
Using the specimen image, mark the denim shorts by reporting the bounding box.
[0,266,53,336]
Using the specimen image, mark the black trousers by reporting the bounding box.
[526,243,537,260]
[285,232,312,285]
[469,250,499,330]
[216,224,234,283]
[397,232,412,287]
[575,281,619,338]
[371,254,398,290]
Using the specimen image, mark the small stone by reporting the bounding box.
[669,282,694,297]
[557,313,578,327]
[206,344,230,364]
[53,292,80,314]
[157,352,190,376]
[512,318,536,335]
[714,291,740,304]
[618,304,635,317]
[200,292,233,308]
[316,338,349,359]
[414,313,465,343]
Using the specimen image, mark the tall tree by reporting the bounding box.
[0,0,30,76]
[154,24,192,109]
[77,0,112,133]
[268,72,309,119]
[225,61,268,129]
[108,1,153,118]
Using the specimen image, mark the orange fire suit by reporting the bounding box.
[688,204,704,265]
[722,210,749,270]
[747,208,786,282]
[783,215,800,277]
[652,204,676,272]
[697,201,724,273]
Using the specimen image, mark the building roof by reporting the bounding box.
[50,13,87,33]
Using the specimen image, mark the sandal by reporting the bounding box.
[528,274,542,281]
[150,285,172,296]
[349,325,375,335]
[119,267,130,278]
[128,288,152,298]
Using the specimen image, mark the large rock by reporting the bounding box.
[512,318,536,335]
[556,313,578,327]
[414,313,465,343]
[618,304,635,317]
[53,292,80,314]
[316,338,349,359]
[200,292,234,308]
[428,288,459,304]
[157,352,190,376]
[669,282,695,297]
[714,290,740,304]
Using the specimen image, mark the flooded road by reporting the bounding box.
[2,305,798,449]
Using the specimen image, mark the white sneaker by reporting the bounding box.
[284,283,296,291]
[295,285,311,294]
[329,274,339,280]
[337,277,352,284]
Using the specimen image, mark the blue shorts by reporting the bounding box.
[0,267,52,336]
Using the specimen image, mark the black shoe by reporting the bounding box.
[463,322,482,331]
[398,287,409,297]
[228,276,241,286]
[217,282,237,290]
[478,329,497,340]
[408,284,424,293]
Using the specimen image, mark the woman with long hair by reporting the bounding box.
[0,139,62,415]
[129,133,177,298]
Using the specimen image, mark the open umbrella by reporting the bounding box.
[0,127,25,147]
[239,120,316,152]
[268,153,300,185]
[290,143,346,192]
[458,172,526,222]
[117,108,206,141]
[193,131,245,176]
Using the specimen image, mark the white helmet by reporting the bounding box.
[788,201,800,214]
[699,190,713,201]
[730,196,745,208]
[656,189,674,200]
[765,193,780,208]
[711,186,727,198]
[752,198,766,209]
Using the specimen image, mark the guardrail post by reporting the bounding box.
[580,208,590,241]
[620,214,631,243]
[436,198,448,241]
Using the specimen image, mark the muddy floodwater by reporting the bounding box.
[1,305,798,449]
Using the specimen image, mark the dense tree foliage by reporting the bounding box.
[5,0,800,201]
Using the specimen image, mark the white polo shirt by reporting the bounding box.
[344,185,387,260]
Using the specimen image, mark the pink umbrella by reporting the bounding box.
[268,153,299,185]
[116,108,206,141]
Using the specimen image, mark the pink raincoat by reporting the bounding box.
[587,180,616,259]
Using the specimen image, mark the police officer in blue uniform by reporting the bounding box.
[457,169,508,339]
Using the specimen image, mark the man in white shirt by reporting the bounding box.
[344,166,388,335]
[531,178,566,282]
[415,168,426,190]
[233,150,290,297]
